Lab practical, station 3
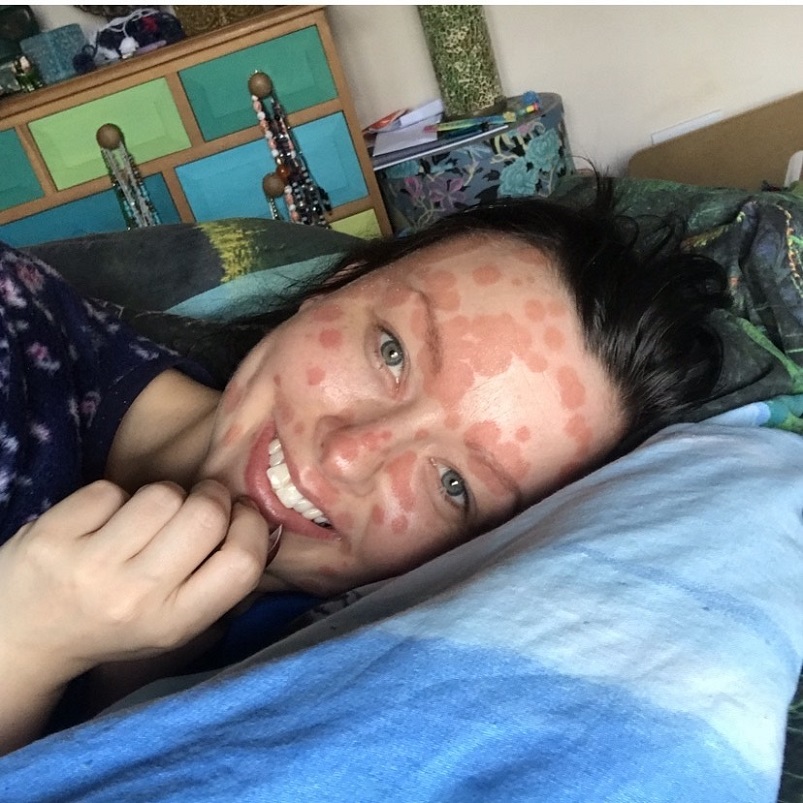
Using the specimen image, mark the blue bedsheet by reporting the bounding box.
[1,419,802,802]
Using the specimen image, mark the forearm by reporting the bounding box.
[0,647,80,756]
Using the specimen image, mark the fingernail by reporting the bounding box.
[268,524,283,550]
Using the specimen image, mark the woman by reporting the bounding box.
[0,182,728,752]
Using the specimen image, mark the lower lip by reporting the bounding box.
[244,424,340,541]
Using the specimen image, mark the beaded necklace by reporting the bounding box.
[248,71,331,227]
[96,123,161,228]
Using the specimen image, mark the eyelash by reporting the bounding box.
[378,328,405,383]
[436,463,470,515]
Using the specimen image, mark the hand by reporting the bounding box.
[0,479,274,683]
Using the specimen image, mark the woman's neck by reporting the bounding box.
[105,369,221,492]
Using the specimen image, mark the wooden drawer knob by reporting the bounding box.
[262,172,286,198]
[96,123,123,149]
[248,71,273,99]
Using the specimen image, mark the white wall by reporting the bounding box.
[30,5,803,175]
[327,4,803,174]
[28,5,105,41]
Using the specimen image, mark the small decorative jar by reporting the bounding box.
[20,24,87,86]
[374,93,574,235]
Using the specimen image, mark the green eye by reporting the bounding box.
[379,330,405,379]
[438,465,469,511]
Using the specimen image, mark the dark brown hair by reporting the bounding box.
[231,178,729,452]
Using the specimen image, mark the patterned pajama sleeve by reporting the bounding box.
[0,242,212,545]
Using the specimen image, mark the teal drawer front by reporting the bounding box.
[0,129,44,212]
[176,112,367,221]
[0,175,179,248]
[180,26,336,141]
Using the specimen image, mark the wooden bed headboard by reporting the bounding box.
[627,90,803,190]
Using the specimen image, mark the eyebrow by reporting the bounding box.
[410,286,444,375]
[465,439,525,512]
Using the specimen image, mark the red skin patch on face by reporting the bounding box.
[359,429,392,453]
[273,374,281,387]
[525,351,549,374]
[415,428,429,440]
[556,365,586,410]
[306,366,325,386]
[472,264,502,286]
[445,412,461,430]
[462,315,520,375]
[311,302,343,322]
[515,426,531,443]
[275,395,295,425]
[222,381,243,415]
[423,349,476,412]
[370,504,385,525]
[294,421,305,436]
[323,428,392,472]
[319,328,343,349]
[383,282,415,308]
[467,454,514,497]
[328,432,360,464]
[387,450,416,512]
[222,423,243,448]
[391,514,408,534]
[525,299,546,322]
[465,420,530,485]
[410,306,428,341]
[421,269,460,311]
[421,311,552,412]
[544,326,565,351]
[564,413,593,455]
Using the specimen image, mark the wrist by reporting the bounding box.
[0,644,84,756]
[0,631,92,691]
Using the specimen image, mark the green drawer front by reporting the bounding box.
[29,79,190,190]
[180,25,336,141]
[0,128,44,211]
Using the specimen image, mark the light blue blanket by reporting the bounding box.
[1,420,802,802]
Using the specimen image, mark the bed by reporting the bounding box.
[2,99,803,802]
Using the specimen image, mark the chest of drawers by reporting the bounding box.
[0,6,390,247]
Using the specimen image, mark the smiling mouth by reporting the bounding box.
[266,438,331,527]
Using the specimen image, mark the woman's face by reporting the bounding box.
[198,235,625,596]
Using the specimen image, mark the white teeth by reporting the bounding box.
[266,438,330,526]
[268,462,291,489]
[269,446,284,467]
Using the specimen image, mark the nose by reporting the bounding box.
[317,415,399,486]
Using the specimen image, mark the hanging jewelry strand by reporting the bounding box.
[248,71,331,227]
[96,123,161,228]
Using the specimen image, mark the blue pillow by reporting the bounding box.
[2,420,802,803]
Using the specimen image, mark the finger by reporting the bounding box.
[92,481,188,559]
[31,480,130,540]
[170,499,271,634]
[128,479,233,583]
